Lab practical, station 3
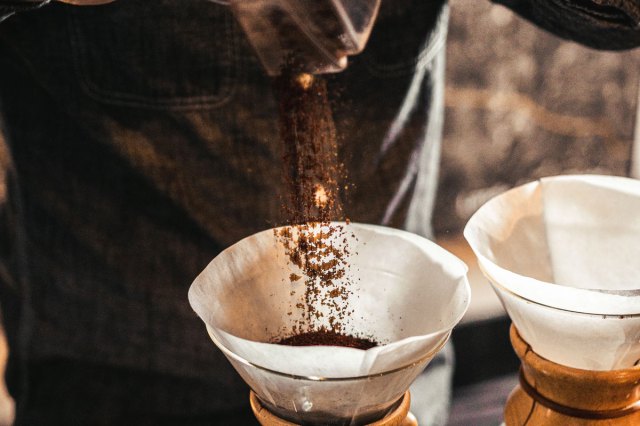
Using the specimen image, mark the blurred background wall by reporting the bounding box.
[434,0,640,236]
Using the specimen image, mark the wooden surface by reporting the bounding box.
[437,236,505,324]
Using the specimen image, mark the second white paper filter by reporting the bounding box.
[465,175,640,370]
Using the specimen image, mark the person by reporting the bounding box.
[0,0,637,425]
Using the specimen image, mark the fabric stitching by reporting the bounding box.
[67,5,238,111]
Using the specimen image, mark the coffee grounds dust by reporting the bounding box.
[273,68,373,347]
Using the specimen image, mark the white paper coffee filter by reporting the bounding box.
[464,175,640,315]
[189,222,470,378]
[464,175,640,370]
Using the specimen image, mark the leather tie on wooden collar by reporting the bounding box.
[518,367,640,420]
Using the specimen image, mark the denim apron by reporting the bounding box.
[0,0,448,423]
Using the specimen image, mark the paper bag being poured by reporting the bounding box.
[189,222,469,424]
[464,175,640,371]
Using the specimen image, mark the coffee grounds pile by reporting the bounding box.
[273,67,376,347]
[276,331,378,350]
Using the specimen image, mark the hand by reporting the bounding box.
[57,0,117,5]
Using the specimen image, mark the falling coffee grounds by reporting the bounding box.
[276,330,378,350]
[273,67,372,347]
[274,68,343,225]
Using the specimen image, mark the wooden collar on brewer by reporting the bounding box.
[518,368,640,420]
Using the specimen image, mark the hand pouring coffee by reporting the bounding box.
[227,0,382,76]
[189,2,471,424]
